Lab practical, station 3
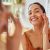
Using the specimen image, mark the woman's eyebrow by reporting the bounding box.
[28,8,39,13]
[34,8,39,10]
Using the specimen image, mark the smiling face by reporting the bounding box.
[28,4,45,26]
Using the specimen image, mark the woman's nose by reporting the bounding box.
[31,12,35,17]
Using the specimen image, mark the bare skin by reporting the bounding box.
[0,4,22,50]
[7,13,22,50]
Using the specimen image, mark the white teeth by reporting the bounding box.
[31,17,37,21]
[32,18,36,21]
[31,17,38,21]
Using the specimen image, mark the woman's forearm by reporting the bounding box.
[43,31,49,50]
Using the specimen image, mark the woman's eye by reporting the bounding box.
[35,11,39,13]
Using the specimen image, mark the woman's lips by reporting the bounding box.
[31,17,38,21]
[32,18,36,21]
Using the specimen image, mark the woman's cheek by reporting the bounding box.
[39,15,44,25]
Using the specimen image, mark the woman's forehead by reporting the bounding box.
[29,4,41,10]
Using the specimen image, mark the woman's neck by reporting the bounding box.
[33,24,43,34]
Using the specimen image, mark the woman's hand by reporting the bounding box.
[7,13,22,50]
[42,14,49,34]
[42,14,49,50]
[8,13,22,36]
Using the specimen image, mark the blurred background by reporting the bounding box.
[0,0,50,50]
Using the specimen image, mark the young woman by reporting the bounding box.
[22,2,49,50]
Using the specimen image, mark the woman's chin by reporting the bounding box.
[31,22,39,26]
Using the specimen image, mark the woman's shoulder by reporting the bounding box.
[22,29,33,50]
[21,29,32,47]
[24,29,33,34]
[22,29,34,40]
[22,29,33,42]
[22,29,33,38]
